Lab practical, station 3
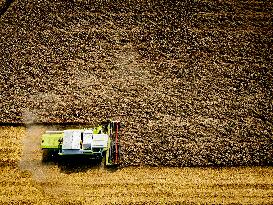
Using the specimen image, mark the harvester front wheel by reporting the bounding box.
[100,151,106,168]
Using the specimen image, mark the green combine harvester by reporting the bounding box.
[41,120,121,166]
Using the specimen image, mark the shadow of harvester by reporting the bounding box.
[42,150,118,174]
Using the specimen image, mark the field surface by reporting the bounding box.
[0,0,273,167]
[1,1,273,203]
[0,126,273,204]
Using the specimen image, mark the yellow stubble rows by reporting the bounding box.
[0,126,272,204]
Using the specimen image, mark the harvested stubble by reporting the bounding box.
[0,127,273,204]
[0,0,273,167]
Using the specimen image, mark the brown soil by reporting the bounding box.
[0,0,272,166]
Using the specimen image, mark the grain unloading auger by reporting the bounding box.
[41,120,121,166]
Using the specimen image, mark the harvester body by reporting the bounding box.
[41,121,120,166]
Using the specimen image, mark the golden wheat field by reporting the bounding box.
[0,126,272,204]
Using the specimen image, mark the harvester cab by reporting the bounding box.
[41,120,121,166]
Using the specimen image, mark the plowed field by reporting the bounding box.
[1,0,273,167]
[0,126,273,204]
[1,0,273,203]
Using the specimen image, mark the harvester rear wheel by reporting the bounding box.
[42,149,58,163]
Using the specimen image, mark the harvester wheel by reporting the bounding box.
[42,149,58,162]
[42,149,50,162]
[100,151,106,168]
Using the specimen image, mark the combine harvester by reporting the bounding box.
[41,120,121,166]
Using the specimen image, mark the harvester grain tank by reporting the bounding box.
[41,120,121,166]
